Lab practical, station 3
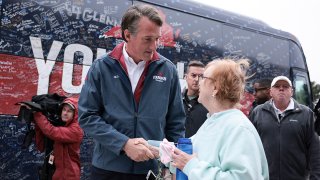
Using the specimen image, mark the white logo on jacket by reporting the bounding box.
[153,75,167,82]
[289,119,298,122]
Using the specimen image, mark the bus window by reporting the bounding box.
[138,1,223,66]
[222,25,290,87]
[290,42,306,69]
[293,72,311,106]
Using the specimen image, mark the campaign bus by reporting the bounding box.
[0,0,313,179]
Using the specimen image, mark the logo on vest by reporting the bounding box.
[153,72,167,83]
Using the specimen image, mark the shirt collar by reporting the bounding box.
[272,98,294,114]
[122,43,137,65]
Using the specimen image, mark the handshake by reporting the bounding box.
[123,138,195,179]
[122,138,160,162]
[123,138,176,180]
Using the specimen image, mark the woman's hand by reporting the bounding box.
[148,145,160,159]
[171,147,196,171]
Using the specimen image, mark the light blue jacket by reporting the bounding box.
[184,109,269,180]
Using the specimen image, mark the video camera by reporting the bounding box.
[16,93,67,148]
[16,101,66,127]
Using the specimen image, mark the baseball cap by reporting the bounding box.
[271,76,292,87]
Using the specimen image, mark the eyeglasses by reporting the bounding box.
[199,76,214,81]
[253,87,269,93]
[189,73,204,79]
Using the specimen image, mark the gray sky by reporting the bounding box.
[195,0,320,84]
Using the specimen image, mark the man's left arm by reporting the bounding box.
[165,70,186,143]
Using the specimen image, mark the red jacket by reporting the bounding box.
[34,97,83,180]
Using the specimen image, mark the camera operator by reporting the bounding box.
[21,97,83,180]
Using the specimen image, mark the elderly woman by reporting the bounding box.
[171,59,269,180]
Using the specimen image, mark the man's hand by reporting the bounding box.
[134,138,160,158]
[123,138,155,162]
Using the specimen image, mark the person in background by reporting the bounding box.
[250,75,320,180]
[169,59,269,179]
[78,4,185,180]
[183,60,208,138]
[249,78,272,116]
[314,98,320,135]
[313,98,320,136]
[22,97,83,180]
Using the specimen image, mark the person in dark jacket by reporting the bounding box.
[78,4,185,180]
[314,98,320,135]
[249,78,271,116]
[183,60,208,138]
[249,75,320,180]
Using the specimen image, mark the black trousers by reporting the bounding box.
[90,166,147,180]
